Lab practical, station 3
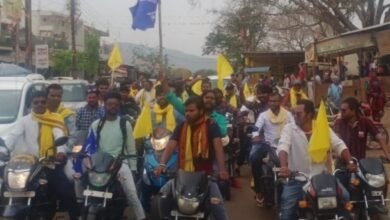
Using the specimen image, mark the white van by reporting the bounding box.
[0,75,47,138]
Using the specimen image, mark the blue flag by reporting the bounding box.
[130,0,159,30]
[73,129,97,173]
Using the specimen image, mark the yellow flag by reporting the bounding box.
[217,54,234,90]
[243,83,253,100]
[192,80,202,96]
[308,101,330,163]
[133,103,153,139]
[107,43,123,71]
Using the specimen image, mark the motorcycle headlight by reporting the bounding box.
[177,196,200,215]
[365,173,386,188]
[88,172,111,187]
[151,136,170,151]
[7,170,30,190]
[318,197,337,210]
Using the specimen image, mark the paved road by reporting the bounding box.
[225,166,277,220]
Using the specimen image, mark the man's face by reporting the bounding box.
[185,103,202,123]
[32,96,47,114]
[293,84,301,92]
[256,91,268,103]
[203,92,216,110]
[98,84,109,98]
[215,91,223,104]
[144,81,152,91]
[104,98,120,116]
[201,82,211,94]
[226,88,234,97]
[340,103,354,120]
[293,104,310,127]
[86,93,98,107]
[157,96,169,108]
[268,95,281,111]
[119,90,129,102]
[47,88,62,108]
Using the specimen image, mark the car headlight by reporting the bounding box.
[88,172,111,187]
[318,197,337,210]
[177,196,200,215]
[151,136,170,151]
[8,171,30,189]
[365,173,386,188]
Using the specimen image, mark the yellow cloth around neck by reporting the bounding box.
[129,88,138,98]
[184,126,195,172]
[56,104,75,119]
[154,104,176,132]
[290,89,308,108]
[266,107,289,137]
[308,101,331,163]
[32,110,66,158]
[133,103,153,139]
[228,95,238,108]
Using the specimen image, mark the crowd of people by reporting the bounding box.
[0,66,388,219]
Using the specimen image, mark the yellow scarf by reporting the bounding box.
[228,95,238,108]
[154,104,176,132]
[32,110,66,158]
[128,88,138,98]
[55,104,75,120]
[266,107,289,137]
[290,89,308,108]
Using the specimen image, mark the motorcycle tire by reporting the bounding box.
[150,195,165,220]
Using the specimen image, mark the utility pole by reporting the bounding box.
[158,0,164,71]
[25,0,33,69]
[70,0,77,78]
[15,23,20,64]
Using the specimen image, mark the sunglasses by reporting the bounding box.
[33,100,46,105]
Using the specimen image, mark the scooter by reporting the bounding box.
[150,169,215,220]
[0,137,68,220]
[137,127,177,212]
[348,157,390,220]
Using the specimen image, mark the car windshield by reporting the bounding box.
[0,90,21,124]
[62,84,87,102]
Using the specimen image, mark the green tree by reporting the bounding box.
[52,50,85,76]
[83,34,100,80]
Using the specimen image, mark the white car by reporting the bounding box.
[47,79,89,110]
[0,74,47,139]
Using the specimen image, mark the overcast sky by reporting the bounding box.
[32,0,226,56]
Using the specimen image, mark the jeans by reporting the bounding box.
[279,179,350,220]
[161,179,229,220]
[74,162,145,220]
[249,143,269,194]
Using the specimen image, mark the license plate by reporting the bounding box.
[170,210,204,218]
[371,191,383,196]
[4,191,35,198]
[83,189,113,199]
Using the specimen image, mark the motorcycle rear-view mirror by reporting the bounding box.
[54,137,68,147]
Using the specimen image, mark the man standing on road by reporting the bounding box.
[333,97,390,161]
[327,76,343,113]
[4,91,80,220]
[87,92,145,220]
[154,96,229,220]
[251,93,294,206]
[76,88,105,132]
[278,99,355,220]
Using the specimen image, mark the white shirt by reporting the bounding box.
[4,114,67,156]
[277,123,347,180]
[254,109,294,144]
[135,88,154,107]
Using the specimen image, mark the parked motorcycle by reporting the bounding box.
[150,169,215,220]
[348,157,390,220]
[137,127,177,211]
[0,136,68,220]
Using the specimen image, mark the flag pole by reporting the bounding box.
[158,0,164,71]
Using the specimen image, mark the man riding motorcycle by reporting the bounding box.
[2,91,79,220]
[277,99,356,220]
[154,96,230,220]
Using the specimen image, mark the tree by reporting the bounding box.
[83,34,100,80]
[203,0,269,68]
[51,50,84,76]
[132,48,173,76]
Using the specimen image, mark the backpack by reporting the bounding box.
[96,117,127,155]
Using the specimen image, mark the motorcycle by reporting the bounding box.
[0,136,68,220]
[74,150,130,220]
[137,127,177,212]
[150,169,215,220]
[348,157,390,220]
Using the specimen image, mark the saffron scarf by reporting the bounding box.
[128,88,138,98]
[179,117,209,171]
[290,89,308,108]
[266,107,289,137]
[154,104,176,132]
[32,110,66,158]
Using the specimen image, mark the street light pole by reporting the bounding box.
[25,0,33,70]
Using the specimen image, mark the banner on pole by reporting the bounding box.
[35,45,49,69]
